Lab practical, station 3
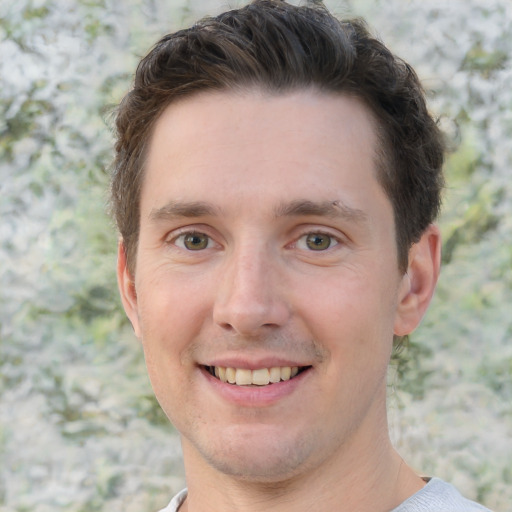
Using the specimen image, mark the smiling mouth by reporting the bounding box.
[204,365,311,386]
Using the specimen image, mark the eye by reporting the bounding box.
[297,232,339,251]
[175,232,212,251]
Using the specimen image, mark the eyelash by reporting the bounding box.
[295,231,340,252]
[166,228,342,253]
[171,230,215,251]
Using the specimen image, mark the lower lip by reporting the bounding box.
[201,367,311,407]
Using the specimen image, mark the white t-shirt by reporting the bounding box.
[157,478,492,511]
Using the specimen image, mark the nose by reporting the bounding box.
[213,245,290,336]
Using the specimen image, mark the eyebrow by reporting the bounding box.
[273,199,369,223]
[148,199,368,223]
[148,201,221,221]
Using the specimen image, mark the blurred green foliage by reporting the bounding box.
[1,0,511,510]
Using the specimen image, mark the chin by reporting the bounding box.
[207,453,307,483]
[191,427,316,483]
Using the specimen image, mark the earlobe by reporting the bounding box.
[117,240,142,338]
[394,224,441,336]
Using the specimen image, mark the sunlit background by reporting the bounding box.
[1,0,511,510]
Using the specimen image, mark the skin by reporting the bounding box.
[118,89,441,512]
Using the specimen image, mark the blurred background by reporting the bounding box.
[0,0,511,510]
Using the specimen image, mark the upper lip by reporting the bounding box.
[199,355,312,370]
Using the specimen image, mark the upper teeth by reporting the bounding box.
[211,366,300,386]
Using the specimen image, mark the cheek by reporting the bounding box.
[134,273,213,400]
[295,270,396,363]
[136,267,212,339]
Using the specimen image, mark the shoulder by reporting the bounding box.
[157,488,188,512]
[391,478,493,512]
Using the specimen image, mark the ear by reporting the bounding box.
[394,224,441,336]
[117,239,142,338]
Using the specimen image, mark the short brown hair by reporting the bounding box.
[111,0,444,275]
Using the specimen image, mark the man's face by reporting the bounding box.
[119,90,414,482]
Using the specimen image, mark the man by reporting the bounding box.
[112,1,491,511]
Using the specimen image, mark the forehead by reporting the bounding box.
[141,89,386,219]
[149,88,378,151]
